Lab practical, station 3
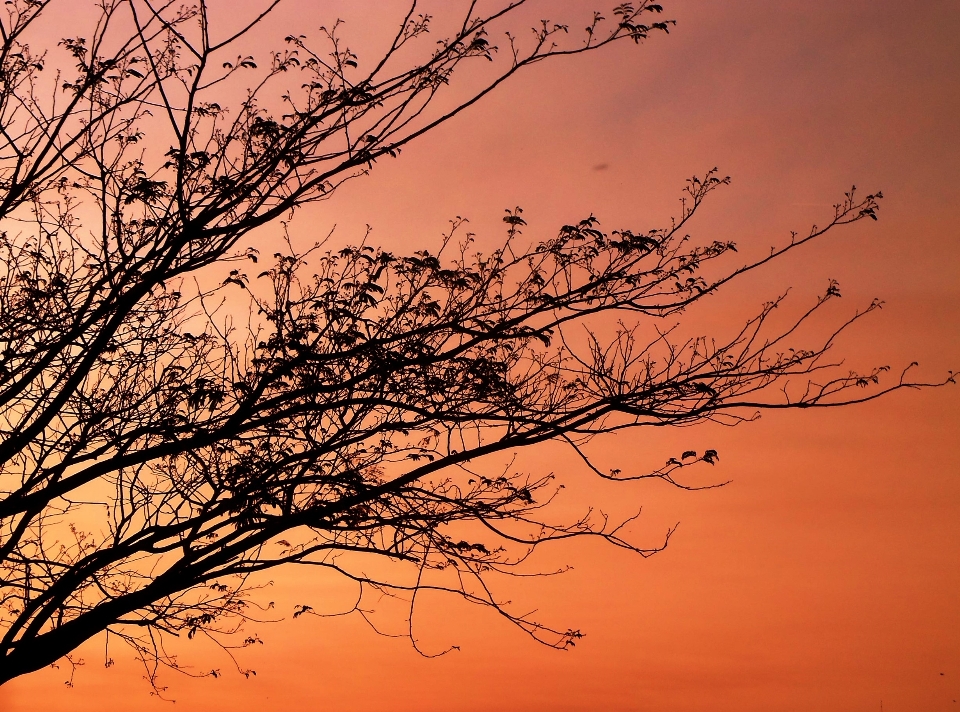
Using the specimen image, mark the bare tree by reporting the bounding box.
[0,0,947,690]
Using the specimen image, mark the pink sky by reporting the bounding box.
[3,1,959,710]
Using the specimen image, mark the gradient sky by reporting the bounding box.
[3,1,959,710]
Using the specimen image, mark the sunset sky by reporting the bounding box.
[3,0,959,710]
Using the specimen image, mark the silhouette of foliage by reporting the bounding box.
[0,0,948,692]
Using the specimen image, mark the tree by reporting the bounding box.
[0,0,947,690]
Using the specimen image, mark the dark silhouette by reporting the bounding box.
[0,0,946,690]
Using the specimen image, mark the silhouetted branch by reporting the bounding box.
[0,0,948,693]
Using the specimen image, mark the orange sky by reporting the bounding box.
[3,1,959,710]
